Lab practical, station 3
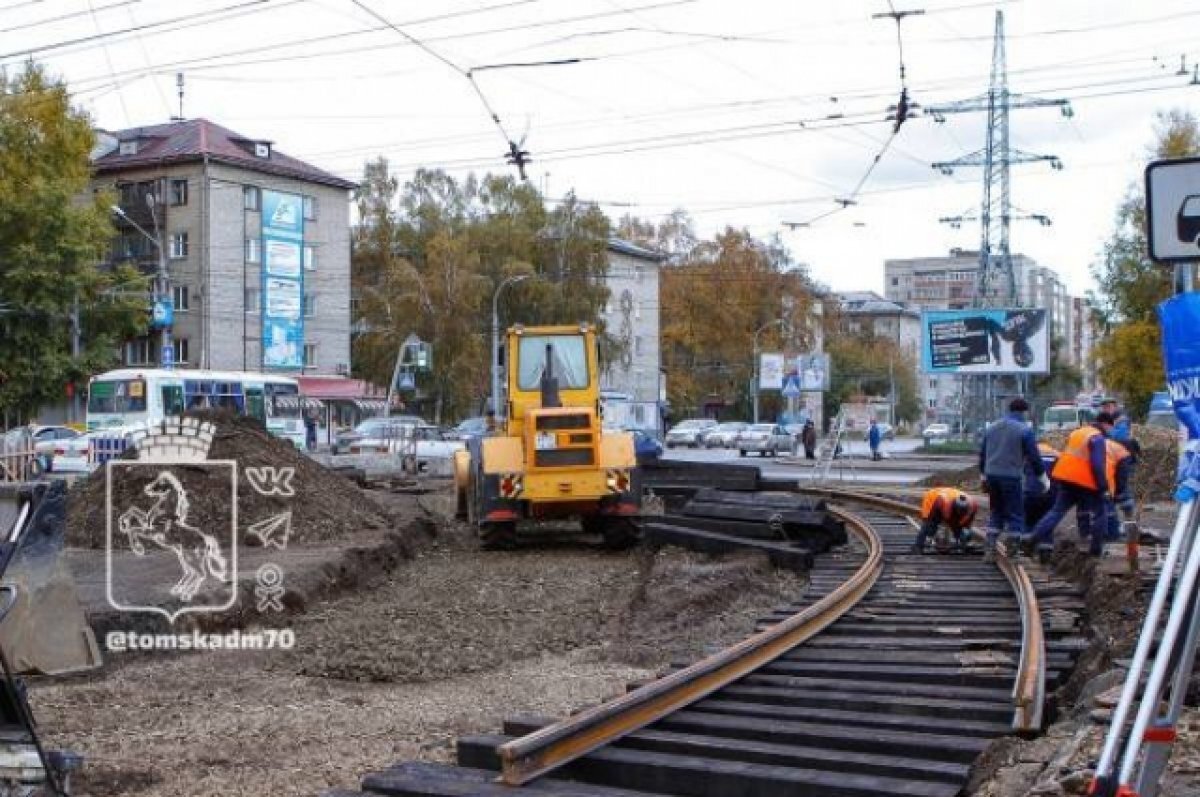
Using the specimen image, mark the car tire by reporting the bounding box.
[738,450,746,458]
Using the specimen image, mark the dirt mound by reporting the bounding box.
[67,411,395,548]
[608,547,804,667]
[1043,424,1181,504]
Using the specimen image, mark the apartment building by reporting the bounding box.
[91,119,356,374]
[600,238,667,409]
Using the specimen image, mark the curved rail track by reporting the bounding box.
[327,480,1085,797]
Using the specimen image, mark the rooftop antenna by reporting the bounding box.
[171,72,185,122]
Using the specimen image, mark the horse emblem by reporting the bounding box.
[117,471,229,601]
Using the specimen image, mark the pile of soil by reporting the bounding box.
[66,411,395,548]
[1043,424,1181,504]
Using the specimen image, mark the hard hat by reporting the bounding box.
[953,494,971,513]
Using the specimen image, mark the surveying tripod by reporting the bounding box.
[1089,498,1200,797]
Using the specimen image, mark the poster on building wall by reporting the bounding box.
[759,353,784,389]
[920,308,1048,374]
[261,190,305,368]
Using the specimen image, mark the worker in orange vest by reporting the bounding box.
[1030,412,1117,562]
[911,487,978,554]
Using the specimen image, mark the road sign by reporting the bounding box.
[397,371,415,390]
[1146,156,1200,263]
[161,344,174,368]
[781,374,801,398]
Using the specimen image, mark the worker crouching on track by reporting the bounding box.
[911,487,978,554]
[1030,411,1118,562]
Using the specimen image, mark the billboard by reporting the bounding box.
[759,353,785,390]
[796,353,830,391]
[921,308,1049,374]
[261,190,305,369]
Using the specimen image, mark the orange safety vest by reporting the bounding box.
[921,487,973,522]
[1052,425,1102,490]
[1104,439,1131,493]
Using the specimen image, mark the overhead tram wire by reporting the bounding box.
[1,0,140,34]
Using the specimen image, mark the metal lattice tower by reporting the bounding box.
[927,10,1071,308]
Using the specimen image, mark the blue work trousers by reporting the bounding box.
[985,475,1025,539]
[1032,483,1106,555]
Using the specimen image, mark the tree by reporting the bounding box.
[0,62,146,422]
[659,226,817,418]
[1091,109,1200,414]
[351,165,611,421]
[823,334,921,426]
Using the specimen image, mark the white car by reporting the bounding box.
[665,419,718,448]
[704,422,748,449]
[350,424,463,472]
[922,423,951,441]
[738,423,793,457]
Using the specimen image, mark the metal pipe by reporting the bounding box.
[491,275,529,423]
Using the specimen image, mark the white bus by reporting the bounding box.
[85,368,308,448]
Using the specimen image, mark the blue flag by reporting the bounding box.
[1157,292,1200,502]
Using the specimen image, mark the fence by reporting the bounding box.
[0,429,38,482]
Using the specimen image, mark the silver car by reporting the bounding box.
[738,423,793,457]
[704,422,748,449]
[665,419,718,449]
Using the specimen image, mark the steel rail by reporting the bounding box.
[799,485,1047,733]
[495,505,883,785]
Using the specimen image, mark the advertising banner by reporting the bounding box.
[261,190,305,369]
[759,353,784,390]
[920,308,1049,374]
[796,353,830,391]
[1157,292,1200,501]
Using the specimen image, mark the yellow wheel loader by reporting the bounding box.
[454,324,641,550]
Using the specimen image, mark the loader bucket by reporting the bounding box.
[0,481,102,676]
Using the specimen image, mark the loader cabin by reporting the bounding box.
[504,324,600,450]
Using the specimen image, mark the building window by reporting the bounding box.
[304,245,316,271]
[254,142,271,158]
[124,337,152,365]
[174,338,190,365]
[169,232,189,259]
[244,186,260,211]
[246,238,260,263]
[303,195,316,221]
[891,277,899,286]
[303,293,316,318]
[118,140,138,156]
[244,288,259,314]
[303,344,316,367]
[169,179,188,206]
[173,285,189,312]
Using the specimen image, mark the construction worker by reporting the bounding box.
[1031,411,1118,561]
[1100,435,1137,544]
[979,397,1045,560]
[911,487,978,553]
[1024,442,1059,529]
[868,420,882,461]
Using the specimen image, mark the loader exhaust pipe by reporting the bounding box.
[541,343,562,409]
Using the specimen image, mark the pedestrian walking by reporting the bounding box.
[979,397,1045,560]
[1030,412,1118,562]
[911,487,978,554]
[868,420,882,461]
[303,407,318,452]
[801,420,817,460]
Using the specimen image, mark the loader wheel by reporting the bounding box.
[454,483,468,520]
[600,518,641,551]
[480,521,518,551]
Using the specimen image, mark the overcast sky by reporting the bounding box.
[5,0,1198,297]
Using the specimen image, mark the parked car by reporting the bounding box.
[664,419,718,449]
[629,429,663,464]
[336,416,423,454]
[447,416,488,440]
[922,422,951,442]
[704,421,748,449]
[738,423,793,457]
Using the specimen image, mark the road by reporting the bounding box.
[661,437,940,485]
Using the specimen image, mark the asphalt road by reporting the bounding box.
[661,437,936,485]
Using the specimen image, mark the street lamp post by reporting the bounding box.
[752,319,786,424]
[112,195,172,366]
[491,275,530,424]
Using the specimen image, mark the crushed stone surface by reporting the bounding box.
[34,489,806,796]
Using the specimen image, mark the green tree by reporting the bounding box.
[1091,109,1200,415]
[823,334,921,426]
[0,63,146,422]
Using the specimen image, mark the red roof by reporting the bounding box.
[93,118,356,190]
[297,376,385,400]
